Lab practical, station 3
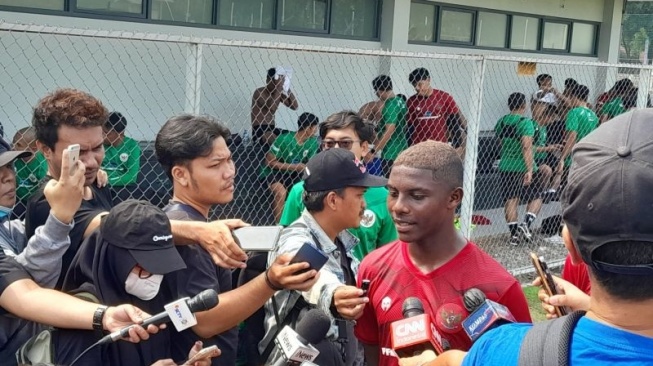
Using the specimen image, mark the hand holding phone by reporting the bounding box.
[66,144,80,176]
[289,243,328,275]
[530,252,567,317]
[361,279,370,297]
[233,226,282,251]
[183,345,220,365]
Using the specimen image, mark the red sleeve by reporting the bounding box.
[562,255,592,295]
[354,259,380,345]
[497,281,532,323]
[444,93,460,116]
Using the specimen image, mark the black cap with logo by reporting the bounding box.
[303,148,387,192]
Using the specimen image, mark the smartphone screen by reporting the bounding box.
[67,144,80,176]
[530,252,567,316]
[289,243,328,274]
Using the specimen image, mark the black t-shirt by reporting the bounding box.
[164,202,237,366]
[24,178,113,289]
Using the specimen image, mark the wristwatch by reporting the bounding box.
[93,305,108,338]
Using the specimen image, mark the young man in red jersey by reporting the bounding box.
[406,68,467,157]
[354,141,531,366]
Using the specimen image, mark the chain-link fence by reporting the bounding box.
[2,21,652,275]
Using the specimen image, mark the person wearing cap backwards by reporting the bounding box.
[261,112,320,224]
[280,111,397,261]
[155,114,319,366]
[25,88,253,289]
[425,109,653,366]
[354,141,530,366]
[54,200,215,366]
[261,148,387,366]
[406,68,467,155]
[251,67,300,146]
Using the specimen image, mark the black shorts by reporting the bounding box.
[261,171,302,191]
[535,153,559,170]
[500,171,544,202]
[252,124,284,144]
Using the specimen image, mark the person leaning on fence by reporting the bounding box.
[429,109,653,366]
[371,75,409,178]
[102,111,142,204]
[406,68,467,156]
[154,114,319,366]
[260,112,320,224]
[495,93,544,246]
[261,148,388,366]
[12,127,47,220]
[251,67,299,146]
[25,88,257,280]
[279,111,397,261]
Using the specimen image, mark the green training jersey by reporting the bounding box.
[600,97,625,120]
[495,114,537,173]
[378,96,409,161]
[102,136,141,187]
[260,133,319,177]
[15,152,47,202]
[565,107,599,166]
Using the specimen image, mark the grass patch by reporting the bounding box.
[523,285,547,322]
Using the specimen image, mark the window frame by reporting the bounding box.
[570,21,598,56]
[509,14,541,52]
[276,0,330,34]
[476,10,509,49]
[541,19,572,53]
[70,0,147,19]
[407,0,437,45]
[329,0,380,39]
[437,6,476,46]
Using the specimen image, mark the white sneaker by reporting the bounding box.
[544,234,564,245]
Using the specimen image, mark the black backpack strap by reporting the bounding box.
[518,310,585,366]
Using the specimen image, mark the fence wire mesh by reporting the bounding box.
[1,22,652,275]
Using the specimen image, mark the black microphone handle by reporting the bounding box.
[119,311,171,338]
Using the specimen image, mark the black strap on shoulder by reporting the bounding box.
[518,311,585,366]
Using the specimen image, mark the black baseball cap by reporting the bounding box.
[0,136,31,168]
[562,109,653,275]
[303,148,387,192]
[101,200,186,275]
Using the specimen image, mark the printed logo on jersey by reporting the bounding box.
[360,209,376,228]
[119,153,129,162]
[435,303,464,334]
[381,296,392,312]
[302,150,309,157]
[28,173,37,183]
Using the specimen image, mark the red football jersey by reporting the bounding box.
[354,240,531,366]
[562,254,591,295]
[406,89,460,144]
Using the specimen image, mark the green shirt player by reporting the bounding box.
[495,93,543,246]
[559,85,599,174]
[261,112,320,223]
[12,127,48,218]
[371,75,409,177]
[279,111,397,260]
[102,112,141,202]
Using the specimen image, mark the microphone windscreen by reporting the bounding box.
[295,309,331,345]
[188,289,219,312]
[463,288,487,313]
[402,297,424,318]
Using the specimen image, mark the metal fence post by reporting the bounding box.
[637,66,652,109]
[185,43,203,114]
[460,57,486,239]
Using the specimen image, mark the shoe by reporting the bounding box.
[517,223,533,242]
[509,235,520,246]
[544,234,564,245]
[542,189,556,204]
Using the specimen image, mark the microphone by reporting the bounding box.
[390,297,447,358]
[99,289,219,344]
[272,309,331,366]
[461,288,516,342]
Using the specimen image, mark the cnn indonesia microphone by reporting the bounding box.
[272,309,331,366]
[99,289,219,345]
[461,288,516,342]
[390,297,448,357]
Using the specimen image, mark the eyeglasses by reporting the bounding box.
[137,267,153,279]
[321,139,361,150]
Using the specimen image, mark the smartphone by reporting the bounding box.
[530,252,567,317]
[67,144,80,176]
[361,279,370,297]
[183,345,219,365]
[289,243,328,274]
[233,226,283,251]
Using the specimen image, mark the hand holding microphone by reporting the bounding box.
[272,309,331,366]
[391,297,447,358]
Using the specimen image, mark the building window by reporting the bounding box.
[331,0,378,38]
[542,21,570,51]
[408,2,436,42]
[217,0,275,29]
[76,0,143,14]
[510,15,539,51]
[0,0,64,10]
[439,8,474,44]
[571,22,597,55]
[476,12,507,48]
[279,0,328,32]
[150,0,212,24]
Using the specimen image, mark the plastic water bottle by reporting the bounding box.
[242,129,251,147]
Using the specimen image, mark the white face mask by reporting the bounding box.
[124,271,163,301]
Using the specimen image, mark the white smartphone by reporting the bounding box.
[183,345,219,365]
[66,144,80,176]
[233,226,283,251]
